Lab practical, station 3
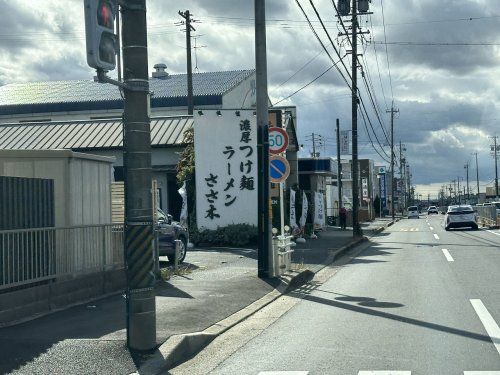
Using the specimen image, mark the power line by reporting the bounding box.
[380,0,394,101]
[272,63,339,106]
[373,41,500,46]
[273,50,324,90]
[369,15,389,110]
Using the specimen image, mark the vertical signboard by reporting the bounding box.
[362,178,369,201]
[195,110,257,230]
[340,130,350,155]
[379,173,386,208]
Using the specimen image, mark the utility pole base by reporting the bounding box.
[128,288,156,351]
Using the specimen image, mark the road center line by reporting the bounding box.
[358,372,411,375]
[433,233,439,240]
[429,226,434,230]
[441,249,454,262]
[464,371,500,374]
[470,299,500,356]
[259,372,309,375]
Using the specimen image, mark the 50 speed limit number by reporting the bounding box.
[268,127,289,154]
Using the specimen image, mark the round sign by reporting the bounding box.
[268,127,289,154]
[269,155,290,183]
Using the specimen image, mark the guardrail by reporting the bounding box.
[0,224,123,291]
[474,206,498,228]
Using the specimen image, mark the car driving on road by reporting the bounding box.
[427,206,439,214]
[444,205,478,231]
[407,206,419,219]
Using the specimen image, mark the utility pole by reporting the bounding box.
[457,177,461,204]
[122,0,156,351]
[351,0,362,237]
[178,10,195,115]
[474,152,480,200]
[336,119,343,213]
[255,0,272,278]
[464,162,470,201]
[387,104,399,221]
[312,132,317,158]
[492,136,499,198]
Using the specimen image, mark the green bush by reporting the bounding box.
[190,224,258,247]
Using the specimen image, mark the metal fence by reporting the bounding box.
[0,224,124,291]
[474,206,498,227]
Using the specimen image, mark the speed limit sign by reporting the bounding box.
[268,127,289,154]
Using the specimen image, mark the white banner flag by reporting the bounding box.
[299,192,308,228]
[178,182,188,227]
[289,189,298,229]
[340,130,350,154]
[314,192,325,228]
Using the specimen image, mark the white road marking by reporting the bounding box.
[464,372,500,374]
[359,372,411,375]
[433,233,440,240]
[429,227,434,230]
[258,372,309,375]
[470,299,500,356]
[441,249,454,262]
[486,230,500,237]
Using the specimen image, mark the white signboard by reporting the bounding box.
[362,178,369,200]
[314,192,325,228]
[299,192,308,228]
[340,130,350,155]
[289,189,298,229]
[195,110,257,230]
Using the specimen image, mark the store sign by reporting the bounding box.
[362,178,369,200]
[195,110,257,230]
[379,173,386,207]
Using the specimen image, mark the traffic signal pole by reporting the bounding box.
[122,0,156,351]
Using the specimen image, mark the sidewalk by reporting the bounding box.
[0,218,393,375]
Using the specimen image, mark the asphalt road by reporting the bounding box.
[174,214,500,374]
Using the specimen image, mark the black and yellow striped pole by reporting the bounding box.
[122,0,156,351]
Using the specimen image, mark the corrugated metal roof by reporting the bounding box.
[0,70,254,106]
[0,116,192,150]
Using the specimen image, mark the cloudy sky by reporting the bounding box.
[0,0,499,197]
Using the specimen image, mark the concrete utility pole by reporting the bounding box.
[122,0,156,351]
[336,119,342,212]
[474,152,480,199]
[464,162,470,201]
[351,0,362,237]
[312,132,317,158]
[178,10,195,115]
[492,136,499,198]
[457,177,461,204]
[255,0,272,278]
[387,104,399,221]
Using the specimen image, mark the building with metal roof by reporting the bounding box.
[0,68,256,123]
[0,116,192,216]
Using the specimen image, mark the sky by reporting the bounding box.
[0,0,499,198]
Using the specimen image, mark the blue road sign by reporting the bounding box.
[269,155,290,183]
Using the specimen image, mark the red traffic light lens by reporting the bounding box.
[97,0,114,29]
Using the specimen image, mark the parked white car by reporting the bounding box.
[407,206,419,219]
[444,205,478,231]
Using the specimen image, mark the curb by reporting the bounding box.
[138,224,394,374]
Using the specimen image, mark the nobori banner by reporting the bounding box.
[195,110,257,230]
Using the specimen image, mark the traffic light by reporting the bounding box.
[84,0,117,71]
[337,0,350,16]
[358,0,370,12]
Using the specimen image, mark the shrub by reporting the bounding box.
[190,224,258,247]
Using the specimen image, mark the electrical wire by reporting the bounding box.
[379,0,394,102]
